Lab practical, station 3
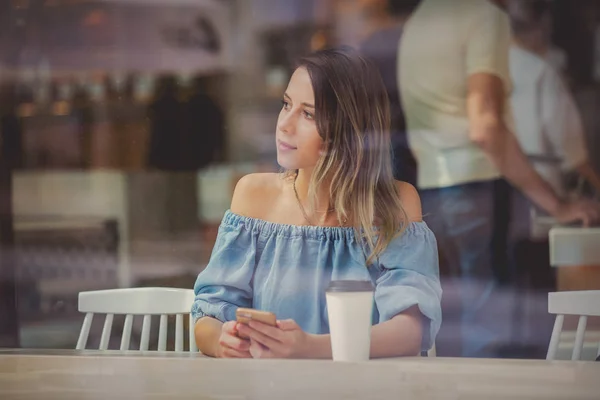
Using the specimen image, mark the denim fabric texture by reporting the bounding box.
[192,210,442,351]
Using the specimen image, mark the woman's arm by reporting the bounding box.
[195,317,252,358]
[193,173,276,357]
[370,306,423,357]
[195,317,223,357]
[307,306,423,358]
[239,306,422,359]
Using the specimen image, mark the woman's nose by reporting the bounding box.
[277,110,296,135]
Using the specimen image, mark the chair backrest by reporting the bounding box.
[546,290,600,360]
[76,287,197,352]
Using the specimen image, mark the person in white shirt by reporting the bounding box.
[359,0,421,185]
[510,0,600,230]
[399,0,599,357]
[507,0,600,352]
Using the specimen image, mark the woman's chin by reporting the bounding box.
[277,153,318,171]
[277,155,297,170]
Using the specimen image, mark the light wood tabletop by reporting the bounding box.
[1,349,599,399]
[550,226,600,266]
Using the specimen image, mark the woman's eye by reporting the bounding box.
[281,100,290,110]
[303,110,314,120]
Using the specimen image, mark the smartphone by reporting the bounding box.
[235,308,277,338]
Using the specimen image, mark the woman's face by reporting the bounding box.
[276,67,324,170]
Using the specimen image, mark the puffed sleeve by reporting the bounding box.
[375,222,442,351]
[191,211,257,323]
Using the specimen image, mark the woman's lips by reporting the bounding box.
[277,139,296,151]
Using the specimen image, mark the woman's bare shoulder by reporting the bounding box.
[395,180,423,222]
[230,173,285,218]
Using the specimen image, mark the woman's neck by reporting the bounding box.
[295,168,332,212]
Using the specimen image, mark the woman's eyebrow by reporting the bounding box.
[284,92,314,108]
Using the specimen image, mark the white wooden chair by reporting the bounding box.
[427,345,436,357]
[76,287,198,352]
[546,290,600,360]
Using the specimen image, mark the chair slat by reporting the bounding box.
[189,313,198,353]
[158,315,168,351]
[546,314,564,360]
[120,314,133,351]
[76,312,94,350]
[140,315,152,351]
[427,345,437,357]
[175,314,183,352]
[99,314,114,350]
[547,291,600,361]
[572,315,588,361]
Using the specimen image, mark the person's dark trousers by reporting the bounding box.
[420,180,513,357]
[503,187,556,358]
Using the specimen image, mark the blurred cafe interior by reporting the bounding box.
[1,0,600,370]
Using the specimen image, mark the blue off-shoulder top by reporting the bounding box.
[192,210,442,351]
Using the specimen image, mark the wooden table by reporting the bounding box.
[550,226,600,267]
[549,226,600,335]
[1,350,599,399]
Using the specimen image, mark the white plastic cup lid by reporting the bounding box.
[326,280,374,293]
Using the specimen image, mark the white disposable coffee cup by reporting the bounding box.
[326,280,374,362]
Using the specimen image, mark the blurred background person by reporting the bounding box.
[0,82,24,170]
[506,0,600,357]
[181,75,225,171]
[509,0,567,77]
[399,0,599,358]
[147,75,183,171]
[510,0,600,200]
[359,0,421,185]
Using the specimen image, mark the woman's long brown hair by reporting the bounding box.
[292,47,408,265]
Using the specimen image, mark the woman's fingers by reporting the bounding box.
[248,320,286,342]
[221,347,252,358]
[249,339,270,359]
[219,320,250,354]
[276,319,300,331]
[238,324,284,352]
[221,333,250,351]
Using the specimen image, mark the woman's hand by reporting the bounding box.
[237,319,311,359]
[216,321,251,358]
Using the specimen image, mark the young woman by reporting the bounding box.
[192,48,442,359]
